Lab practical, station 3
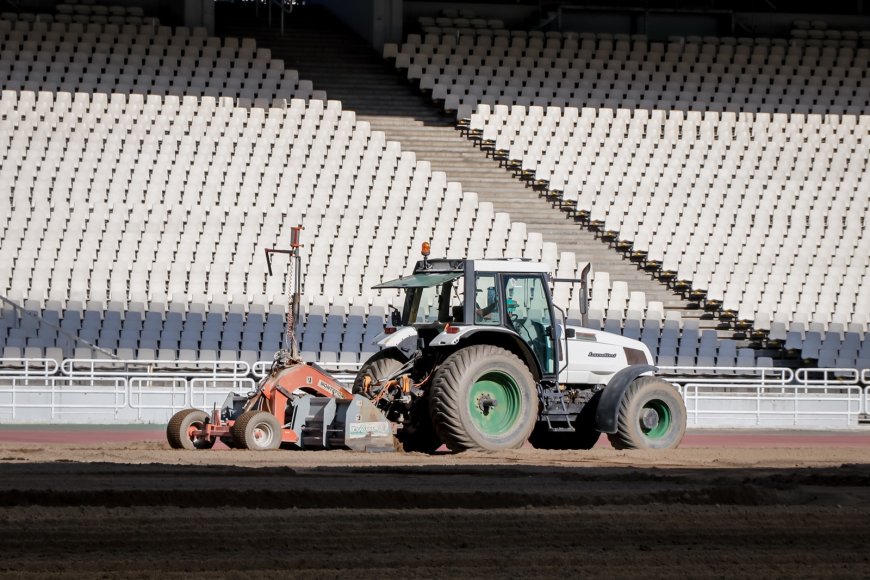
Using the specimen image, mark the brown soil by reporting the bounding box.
[1,441,869,578]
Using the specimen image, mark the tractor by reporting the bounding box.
[167,234,686,453]
[355,243,687,453]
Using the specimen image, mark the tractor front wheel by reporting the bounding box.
[429,345,537,452]
[607,377,686,450]
[231,411,283,451]
[166,408,215,450]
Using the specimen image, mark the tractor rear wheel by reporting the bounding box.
[356,350,440,452]
[399,398,442,453]
[429,345,537,452]
[607,377,686,450]
[231,411,283,451]
[353,349,406,394]
[166,408,215,450]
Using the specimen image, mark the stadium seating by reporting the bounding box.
[0,11,598,365]
[2,7,868,371]
[0,13,318,103]
[386,21,870,364]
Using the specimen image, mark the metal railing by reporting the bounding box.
[0,357,257,423]
[0,376,127,421]
[0,357,868,426]
[61,358,250,378]
[662,366,866,427]
[252,360,359,383]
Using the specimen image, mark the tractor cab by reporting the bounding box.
[374,252,559,381]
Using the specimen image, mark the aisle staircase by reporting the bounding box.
[215,3,733,335]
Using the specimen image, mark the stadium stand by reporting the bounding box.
[1,3,868,373]
[385,17,870,366]
[0,8,596,366]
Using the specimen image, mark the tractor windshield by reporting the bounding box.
[374,272,465,326]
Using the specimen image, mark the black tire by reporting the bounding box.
[529,394,601,450]
[220,437,238,449]
[607,376,687,450]
[429,345,537,452]
[357,350,440,452]
[166,408,215,450]
[231,410,283,451]
[399,398,442,453]
[353,349,406,394]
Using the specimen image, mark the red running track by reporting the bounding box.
[1,426,869,448]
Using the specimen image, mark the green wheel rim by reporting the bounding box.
[641,399,672,439]
[467,371,522,436]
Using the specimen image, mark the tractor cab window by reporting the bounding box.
[407,283,445,324]
[378,273,464,326]
[503,275,556,375]
[474,273,500,325]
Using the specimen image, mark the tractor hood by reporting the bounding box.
[559,325,654,385]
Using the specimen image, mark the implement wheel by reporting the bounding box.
[607,377,687,450]
[231,411,283,451]
[429,345,537,452]
[166,409,215,450]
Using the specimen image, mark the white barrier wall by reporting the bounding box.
[0,358,868,428]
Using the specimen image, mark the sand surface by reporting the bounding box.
[0,437,869,578]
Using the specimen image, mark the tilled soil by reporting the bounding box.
[0,441,869,578]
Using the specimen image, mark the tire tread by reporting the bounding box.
[429,345,535,452]
[166,408,210,450]
[607,376,686,450]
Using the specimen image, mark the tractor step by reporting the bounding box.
[544,415,576,433]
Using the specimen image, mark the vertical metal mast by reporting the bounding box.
[265,225,304,363]
[286,225,302,359]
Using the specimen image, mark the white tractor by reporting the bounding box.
[355,245,687,453]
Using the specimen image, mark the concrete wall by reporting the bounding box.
[310,0,403,49]
[2,371,866,427]
[558,8,870,39]
[179,0,214,33]
[733,12,870,37]
[404,1,538,29]
[559,7,730,38]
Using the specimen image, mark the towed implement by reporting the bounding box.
[168,232,686,453]
[167,227,395,452]
[167,353,395,452]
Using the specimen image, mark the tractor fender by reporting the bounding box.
[430,326,544,381]
[373,326,418,358]
[594,364,657,434]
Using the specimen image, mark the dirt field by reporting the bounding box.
[0,433,869,579]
